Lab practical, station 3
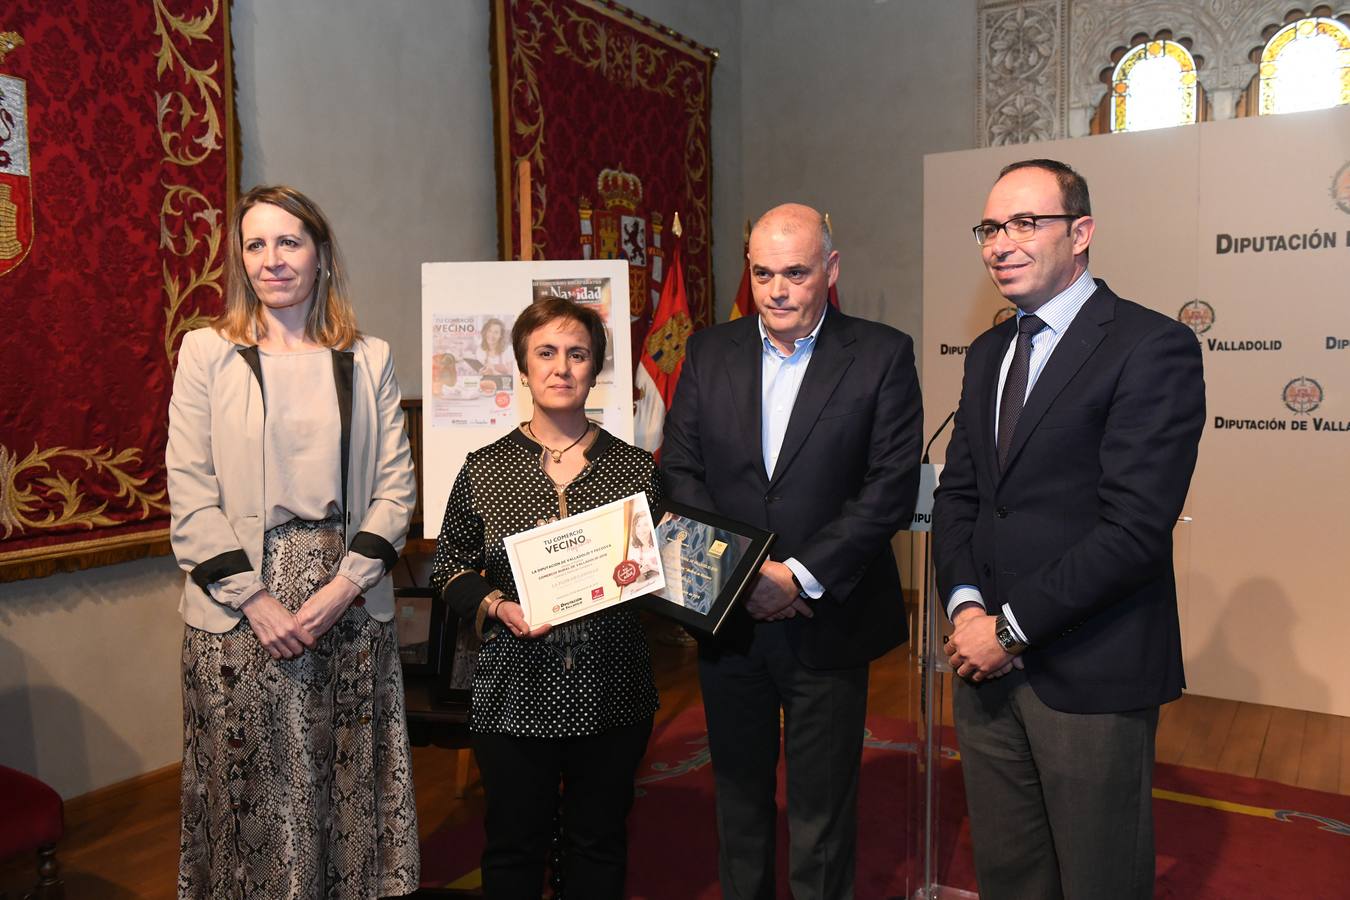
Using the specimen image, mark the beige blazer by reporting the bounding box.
[167,326,417,632]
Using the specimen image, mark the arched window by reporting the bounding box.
[1110,39,1200,132]
[1090,30,1207,136]
[1257,15,1350,115]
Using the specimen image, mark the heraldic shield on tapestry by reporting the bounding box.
[0,36,35,277]
[491,0,716,372]
[579,166,667,325]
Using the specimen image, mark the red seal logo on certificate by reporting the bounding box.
[613,559,640,586]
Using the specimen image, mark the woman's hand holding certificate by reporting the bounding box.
[503,493,665,630]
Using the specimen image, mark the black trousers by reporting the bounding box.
[698,620,870,900]
[471,717,653,900]
[954,670,1159,900]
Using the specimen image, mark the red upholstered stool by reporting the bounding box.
[0,764,64,899]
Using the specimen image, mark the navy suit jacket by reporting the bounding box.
[933,280,1206,714]
[661,307,923,668]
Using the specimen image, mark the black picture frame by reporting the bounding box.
[438,614,478,706]
[395,586,445,677]
[396,585,477,710]
[634,499,775,637]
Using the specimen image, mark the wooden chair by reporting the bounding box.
[0,764,64,899]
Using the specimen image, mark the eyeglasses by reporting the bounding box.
[972,214,1083,246]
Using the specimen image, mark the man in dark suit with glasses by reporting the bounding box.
[935,158,1205,899]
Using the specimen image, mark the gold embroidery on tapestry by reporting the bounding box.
[161,185,223,361]
[153,0,223,167]
[153,0,224,365]
[508,0,712,270]
[0,32,22,66]
[0,445,168,538]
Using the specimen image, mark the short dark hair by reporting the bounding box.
[998,158,1092,217]
[511,297,608,377]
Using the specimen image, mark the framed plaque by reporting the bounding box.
[395,586,445,677]
[636,500,775,637]
[434,612,479,706]
[396,585,477,706]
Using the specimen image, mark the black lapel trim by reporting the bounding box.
[725,317,764,476]
[981,318,1017,479]
[332,350,354,525]
[237,346,265,411]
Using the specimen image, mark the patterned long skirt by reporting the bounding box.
[178,518,420,899]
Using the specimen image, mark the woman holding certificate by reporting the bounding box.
[430,297,661,899]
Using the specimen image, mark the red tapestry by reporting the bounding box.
[491,0,716,369]
[0,1,235,581]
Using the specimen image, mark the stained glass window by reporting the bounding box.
[1258,17,1350,115]
[1110,40,1199,133]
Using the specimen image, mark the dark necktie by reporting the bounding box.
[997,314,1045,471]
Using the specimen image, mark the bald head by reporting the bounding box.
[750,203,833,265]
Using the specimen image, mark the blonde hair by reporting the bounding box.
[214,185,360,349]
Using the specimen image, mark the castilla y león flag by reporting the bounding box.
[634,217,693,455]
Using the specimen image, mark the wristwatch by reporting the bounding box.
[994,612,1028,656]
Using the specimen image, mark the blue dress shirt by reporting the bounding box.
[759,310,828,599]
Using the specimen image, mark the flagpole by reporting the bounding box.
[517,160,532,261]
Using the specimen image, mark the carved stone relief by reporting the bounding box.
[977,0,1070,146]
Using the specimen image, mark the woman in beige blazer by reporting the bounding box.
[167,185,419,898]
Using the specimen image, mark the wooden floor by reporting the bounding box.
[3,629,1347,898]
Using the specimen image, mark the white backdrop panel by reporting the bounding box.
[421,259,634,538]
[923,106,1350,716]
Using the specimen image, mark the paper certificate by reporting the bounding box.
[503,493,665,629]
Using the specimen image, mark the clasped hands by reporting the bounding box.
[242,576,362,660]
[745,560,814,622]
[944,605,1024,682]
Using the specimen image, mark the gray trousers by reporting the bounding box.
[953,670,1159,900]
[698,621,869,900]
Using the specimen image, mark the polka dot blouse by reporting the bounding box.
[430,426,662,738]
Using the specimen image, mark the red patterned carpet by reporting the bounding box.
[421,708,1350,897]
